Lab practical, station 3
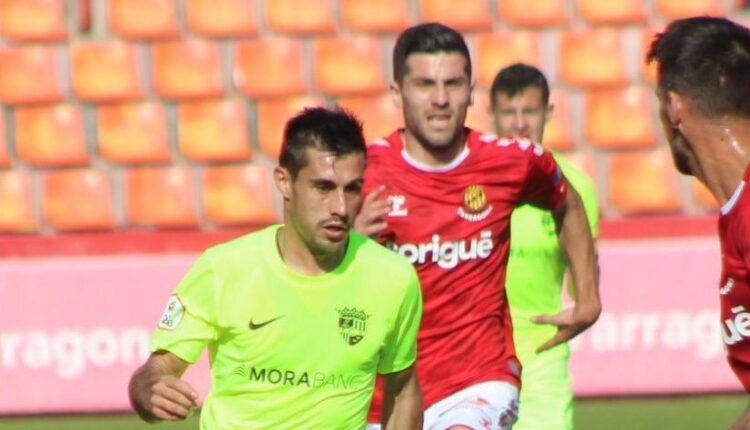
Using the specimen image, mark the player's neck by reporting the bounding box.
[692,118,750,205]
[276,226,346,276]
[401,129,467,167]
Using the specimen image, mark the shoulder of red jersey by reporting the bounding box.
[366,130,403,162]
[468,129,546,158]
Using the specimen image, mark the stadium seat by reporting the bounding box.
[337,93,403,142]
[41,169,116,231]
[419,0,491,30]
[126,166,199,228]
[98,102,171,164]
[15,104,89,167]
[178,98,252,163]
[256,96,325,158]
[575,0,646,24]
[584,86,658,148]
[465,90,491,133]
[654,0,724,19]
[185,0,257,37]
[693,179,719,211]
[0,170,36,232]
[561,152,597,184]
[202,164,278,226]
[0,119,8,167]
[0,0,67,41]
[545,90,575,151]
[642,28,660,84]
[607,150,683,215]
[476,32,542,87]
[233,38,307,97]
[340,0,411,32]
[313,37,386,95]
[265,0,335,34]
[0,45,62,105]
[108,0,179,39]
[71,41,143,102]
[152,39,224,100]
[497,0,568,27]
[560,28,628,88]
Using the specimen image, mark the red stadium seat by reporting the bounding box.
[0,0,67,41]
[419,0,491,30]
[126,166,199,228]
[545,90,575,151]
[560,28,628,88]
[265,0,335,34]
[584,86,658,149]
[41,169,116,231]
[16,104,89,167]
[575,0,646,24]
[71,41,143,102]
[178,98,251,163]
[497,0,568,27]
[465,90,491,133]
[108,0,179,39]
[152,39,224,100]
[98,102,171,164]
[202,164,278,226]
[313,37,386,95]
[655,0,724,19]
[0,119,9,167]
[0,170,36,232]
[340,0,411,32]
[607,150,683,215]
[234,38,307,97]
[0,45,62,105]
[693,179,719,211]
[256,96,326,158]
[185,0,257,37]
[337,93,403,142]
[476,32,542,87]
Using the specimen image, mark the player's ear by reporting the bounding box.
[273,166,293,201]
[469,80,476,107]
[665,90,684,128]
[390,81,402,109]
[545,103,555,124]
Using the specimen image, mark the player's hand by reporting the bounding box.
[354,185,390,238]
[146,375,199,421]
[532,305,600,353]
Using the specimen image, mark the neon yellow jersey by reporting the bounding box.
[151,225,422,430]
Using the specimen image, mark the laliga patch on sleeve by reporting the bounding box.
[158,295,185,330]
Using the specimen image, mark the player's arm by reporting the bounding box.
[128,350,199,423]
[381,365,423,430]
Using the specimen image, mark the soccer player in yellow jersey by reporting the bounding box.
[128,107,423,430]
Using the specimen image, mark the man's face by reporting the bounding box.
[281,147,365,256]
[491,86,550,143]
[656,87,697,176]
[393,52,473,150]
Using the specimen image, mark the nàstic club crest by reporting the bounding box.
[458,185,493,222]
[337,307,370,345]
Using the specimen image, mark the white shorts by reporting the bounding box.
[366,381,519,430]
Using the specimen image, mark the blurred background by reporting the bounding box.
[2,0,750,429]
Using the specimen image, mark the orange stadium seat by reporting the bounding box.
[607,150,683,215]
[109,0,179,39]
[0,45,62,105]
[313,37,386,95]
[562,152,597,183]
[544,90,575,151]
[575,0,646,24]
[71,41,143,102]
[465,90,491,133]
[0,170,36,232]
[560,28,628,88]
[185,0,257,37]
[233,38,306,97]
[202,164,278,226]
[497,0,568,27]
[15,104,89,167]
[654,0,724,19]
[265,0,335,34]
[585,86,658,149]
[419,0,491,30]
[476,32,542,87]
[178,98,251,163]
[0,0,67,41]
[337,93,404,142]
[642,28,661,84]
[126,167,198,227]
[152,39,224,100]
[340,0,411,32]
[41,169,116,231]
[256,96,326,158]
[98,102,170,164]
[0,119,8,167]
[693,179,719,211]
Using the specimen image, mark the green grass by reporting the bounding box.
[0,394,746,429]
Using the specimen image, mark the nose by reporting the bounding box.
[329,188,347,217]
[431,84,449,107]
[513,112,527,134]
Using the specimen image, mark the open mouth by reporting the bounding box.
[322,224,348,241]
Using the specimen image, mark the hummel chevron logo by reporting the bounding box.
[249,315,284,330]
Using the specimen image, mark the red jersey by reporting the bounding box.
[365,129,567,418]
[720,163,750,391]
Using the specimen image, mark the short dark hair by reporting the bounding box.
[489,63,550,109]
[279,107,366,179]
[647,16,750,118]
[393,22,471,83]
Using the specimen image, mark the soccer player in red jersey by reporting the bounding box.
[358,23,600,430]
[648,17,750,430]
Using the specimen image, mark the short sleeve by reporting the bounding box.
[519,144,567,211]
[150,251,219,363]
[377,269,423,374]
[556,155,600,239]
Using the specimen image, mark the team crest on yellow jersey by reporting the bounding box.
[337,307,370,345]
[458,185,493,222]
